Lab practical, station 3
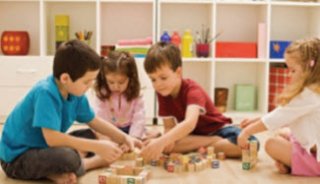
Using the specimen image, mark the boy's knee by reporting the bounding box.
[51,147,82,170]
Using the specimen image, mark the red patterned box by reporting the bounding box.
[268,65,291,111]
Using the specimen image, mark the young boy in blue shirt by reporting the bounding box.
[0,40,141,183]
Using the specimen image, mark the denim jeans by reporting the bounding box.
[210,125,260,150]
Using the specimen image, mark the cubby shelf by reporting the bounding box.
[1,0,320,123]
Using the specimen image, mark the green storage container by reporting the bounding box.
[235,84,256,111]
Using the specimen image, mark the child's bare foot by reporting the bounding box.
[47,172,77,184]
[275,161,290,174]
[82,154,110,171]
[77,150,88,158]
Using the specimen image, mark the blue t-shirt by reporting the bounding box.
[0,75,95,163]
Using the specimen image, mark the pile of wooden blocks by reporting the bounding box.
[139,146,224,173]
[98,165,151,184]
[120,151,138,160]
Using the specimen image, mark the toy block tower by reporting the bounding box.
[242,140,258,170]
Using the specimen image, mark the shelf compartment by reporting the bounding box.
[183,61,213,95]
[216,4,268,60]
[216,4,268,43]
[270,6,320,41]
[215,62,267,112]
[0,1,40,56]
[271,1,320,7]
[100,2,154,46]
[44,1,96,55]
[159,3,213,36]
[159,2,213,57]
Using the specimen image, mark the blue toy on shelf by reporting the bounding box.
[269,40,291,59]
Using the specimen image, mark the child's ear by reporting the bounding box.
[60,73,71,84]
[176,66,182,77]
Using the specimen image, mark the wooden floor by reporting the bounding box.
[0,125,319,183]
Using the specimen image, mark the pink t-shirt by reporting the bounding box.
[93,93,146,138]
[158,78,231,135]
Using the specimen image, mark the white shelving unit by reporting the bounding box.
[1,0,320,123]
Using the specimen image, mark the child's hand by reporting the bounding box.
[239,118,256,129]
[96,140,123,163]
[163,141,175,154]
[140,138,165,161]
[132,137,143,149]
[237,130,250,150]
[120,144,130,153]
[122,135,143,151]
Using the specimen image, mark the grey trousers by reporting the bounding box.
[1,147,85,180]
[0,129,97,180]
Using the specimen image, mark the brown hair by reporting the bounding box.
[144,42,182,74]
[278,37,320,105]
[53,39,101,81]
[94,51,140,101]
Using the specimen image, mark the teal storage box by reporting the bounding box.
[235,84,256,111]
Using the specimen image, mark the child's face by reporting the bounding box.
[147,64,182,97]
[64,70,99,96]
[285,53,304,84]
[105,73,129,94]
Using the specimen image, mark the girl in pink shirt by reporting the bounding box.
[93,51,159,139]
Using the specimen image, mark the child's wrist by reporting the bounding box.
[163,135,175,147]
[241,129,250,138]
[119,134,128,144]
[164,128,172,134]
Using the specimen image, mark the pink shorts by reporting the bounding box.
[290,136,320,176]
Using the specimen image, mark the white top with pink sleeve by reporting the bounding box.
[92,93,146,138]
[262,88,320,162]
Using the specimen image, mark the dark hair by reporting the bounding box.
[94,51,140,101]
[144,42,182,74]
[53,39,101,81]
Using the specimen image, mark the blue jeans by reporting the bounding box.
[210,125,260,150]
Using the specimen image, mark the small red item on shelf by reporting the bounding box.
[216,42,257,58]
[101,45,115,57]
[1,31,30,55]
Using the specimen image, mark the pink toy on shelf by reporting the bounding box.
[118,37,152,46]
[257,22,267,58]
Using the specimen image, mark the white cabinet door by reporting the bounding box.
[0,60,52,119]
[0,60,52,87]
[0,87,31,118]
